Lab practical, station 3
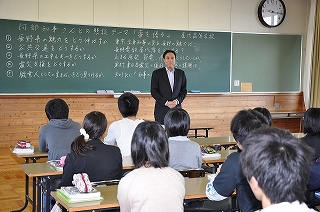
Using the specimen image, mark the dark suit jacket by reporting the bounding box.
[60,139,123,187]
[150,67,187,124]
[301,134,320,160]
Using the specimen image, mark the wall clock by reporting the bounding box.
[258,0,286,28]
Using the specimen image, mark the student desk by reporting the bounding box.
[10,147,48,212]
[189,123,215,138]
[191,136,237,149]
[202,150,237,164]
[51,176,208,212]
[18,156,134,212]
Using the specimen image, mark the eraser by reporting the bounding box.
[190,90,201,93]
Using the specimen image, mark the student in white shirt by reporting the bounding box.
[104,92,144,156]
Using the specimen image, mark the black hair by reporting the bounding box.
[131,121,169,168]
[162,50,176,59]
[253,107,272,126]
[230,109,268,144]
[164,108,190,137]
[240,127,313,204]
[71,111,107,156]
[45,98,69,120]
[303,108,320,136]
[118,92,139,118]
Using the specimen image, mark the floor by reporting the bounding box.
[0,147,47,212]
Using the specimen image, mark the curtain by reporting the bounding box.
[310,0,320,107]
[303,0,317,109]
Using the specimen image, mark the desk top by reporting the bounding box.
[191,136,236,146]
[190,123,214,130]
[19,156,134,177]
[11,146,48,158]
[202,150,237,164]
[51,176,208,212]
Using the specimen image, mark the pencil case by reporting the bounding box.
[72,173,93,193]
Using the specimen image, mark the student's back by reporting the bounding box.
[164,108,202,170]
[60,111,123,187]
[61,140,122,185]
[104,92,144,156]
[38,98,81,161]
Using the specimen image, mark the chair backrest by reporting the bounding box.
[178,168,205,178]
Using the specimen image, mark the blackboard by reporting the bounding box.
[0,19,231,93]
[231,33,301,92]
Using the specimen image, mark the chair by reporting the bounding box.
[179,168,240,212]
[91,179,120,187]
[178,168,206,178]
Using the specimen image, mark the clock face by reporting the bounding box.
[258,0,286,27]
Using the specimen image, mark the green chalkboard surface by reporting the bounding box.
[0,19,231,93]
[232,33,301,92]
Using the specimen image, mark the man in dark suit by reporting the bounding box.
[151,50,187,124]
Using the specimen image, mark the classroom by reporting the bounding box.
[1,0,319,211]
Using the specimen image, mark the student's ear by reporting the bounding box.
[249,176,259,190]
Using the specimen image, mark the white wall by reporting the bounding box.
[0,0,308,33]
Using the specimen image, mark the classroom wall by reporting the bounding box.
[0,93,305,147]
[0,0,309,146]
[0,0,310,88]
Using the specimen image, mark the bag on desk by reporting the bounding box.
[72,173,93,193]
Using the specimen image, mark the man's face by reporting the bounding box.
[163,52,175,71]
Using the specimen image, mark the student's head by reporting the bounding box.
[164,108,190,137]
[303,108,320,136]
[118,92,139,118]
[45,98,69,120]
[253,107,272,126]
[131,121,169,169]
[71,111,107,156]
[230,109,268,146]
[240,127,313,204]
[163,50,176,70]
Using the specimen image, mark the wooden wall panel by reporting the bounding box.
[0,92,305,147]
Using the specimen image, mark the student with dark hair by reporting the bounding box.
[60,111,123,187]
[117,121,185,212]
[301,108,320,161]
[104,92,144,156]
[150,49,187,124]
[253,107,272,126]
[164,108,202,169]
[240,127,315,211]
[38,98,81,161]
[206,109,268,212]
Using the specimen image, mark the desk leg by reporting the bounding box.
[46,177,51,212]
[37,177,42,212]
[194,129,198,138]
[11,159,37,212]
[205,129,209,138]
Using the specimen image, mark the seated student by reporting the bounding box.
[301,108,320,161]
[60,111,123,187]
[240,127,315,211]
[253,107,272,126]
[38,98,81,161]
[164,108,202,170]
[117,121,185,212]
[206,109,268,212]
[104,92,144,156]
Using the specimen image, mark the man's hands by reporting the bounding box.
[166,99,178,108]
